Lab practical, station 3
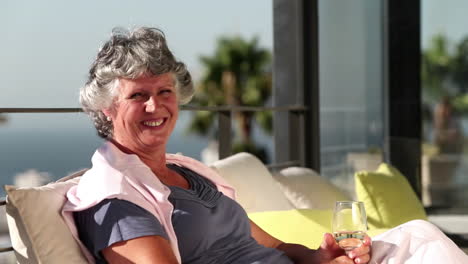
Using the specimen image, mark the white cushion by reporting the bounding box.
[273,167,351,210]
[211,152,294,213]
[4,170,88,264]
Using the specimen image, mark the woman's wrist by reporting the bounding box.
[276,242,321,264]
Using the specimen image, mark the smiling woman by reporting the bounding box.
[62,26,347,264]
[79,27,193,140]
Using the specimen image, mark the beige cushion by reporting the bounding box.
[211,152,294,213]
[273,167,351,210]
[4,170,87,264]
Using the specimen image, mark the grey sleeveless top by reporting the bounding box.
[73,164,293,264]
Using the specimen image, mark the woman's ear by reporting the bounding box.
[102,109,113,120]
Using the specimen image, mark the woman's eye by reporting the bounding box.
[129,92,143,99]
[160,89,173,96]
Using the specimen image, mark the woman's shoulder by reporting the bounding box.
[76,164,126,197]
[75,198,159,221]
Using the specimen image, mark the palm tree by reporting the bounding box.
[422,34,468,114]
[451,37,468,93]
[421,34,453,102]
[187,35,272,162]
[450,36,468,113]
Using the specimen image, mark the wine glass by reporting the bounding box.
[332,201,367,252]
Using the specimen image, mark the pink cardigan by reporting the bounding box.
[62,141,236,264]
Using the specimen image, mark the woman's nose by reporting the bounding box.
[145,97,157,112]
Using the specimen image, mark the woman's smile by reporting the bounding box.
[142,118,166,127]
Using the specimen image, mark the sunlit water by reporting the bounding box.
[0,112,274,198]
[0,112,210,197]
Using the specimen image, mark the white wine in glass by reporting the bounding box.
[332,201,367,252]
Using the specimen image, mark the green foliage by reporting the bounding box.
[452,94,468,113]
[188,111,215,135]
[193,35,271,107]
[422,34,468,113]
[187,35,273,162]
[422,34,453,101]
[255,110,273,134]
[451,38,468,93]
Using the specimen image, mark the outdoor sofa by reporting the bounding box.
[2,152,427,263]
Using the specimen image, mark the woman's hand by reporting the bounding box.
[346,234,372,264]
[250,220,371,264]
[315,233,372,264]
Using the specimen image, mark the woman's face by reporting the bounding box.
[105,73,179,153]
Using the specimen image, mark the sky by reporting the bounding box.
[0,0,273,109]
[1,0,467,128]
[422,0,468,48]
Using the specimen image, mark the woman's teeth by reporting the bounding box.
[143,119,164,127]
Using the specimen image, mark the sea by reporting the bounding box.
[0,111,273,198]
[6,112,467,200]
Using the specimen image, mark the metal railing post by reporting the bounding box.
[218,110,232,159]
[288,110,303,166]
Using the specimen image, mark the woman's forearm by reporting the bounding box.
[277,242,321,264]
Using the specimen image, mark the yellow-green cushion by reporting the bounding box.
[249,209,332,249]
[355,163,427,229]
[248,209,389,249]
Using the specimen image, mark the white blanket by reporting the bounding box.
[371,220,468,263]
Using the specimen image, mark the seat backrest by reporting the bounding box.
[4,169,88,264]
[210,152,294,213]
[273,167,351,210]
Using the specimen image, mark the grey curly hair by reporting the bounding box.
[80,27,194,139]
